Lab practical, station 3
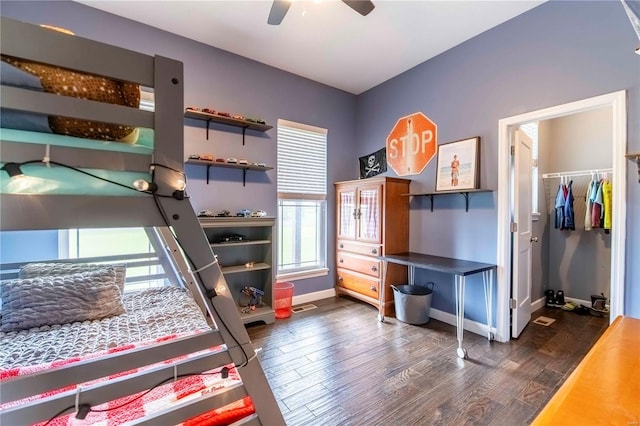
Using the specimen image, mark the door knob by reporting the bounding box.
[531,236,539,242]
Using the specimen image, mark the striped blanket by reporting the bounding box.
[1,333,254,425]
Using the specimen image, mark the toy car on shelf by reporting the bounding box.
[202,108,216,114]
[236,209,251,217]
[232,114,245,120]
[188,154,200,159]
[200,153,214,161]
[226,158,238,164]
[185,106,199,112]
[251,210,267,217]
[217,111,231,117]
[216,210,231,217]
[238,158,248,165]
[218,233,247,243]
[198,209,215,217]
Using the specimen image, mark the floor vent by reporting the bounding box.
[532,316,556,327]
[292,304,318,313]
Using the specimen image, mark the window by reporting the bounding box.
[60,227,167,291]
[521,122,540,217]
[277,119,328,280]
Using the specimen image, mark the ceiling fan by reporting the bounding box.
[268,0,375,25]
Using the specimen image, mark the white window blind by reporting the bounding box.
[277,119,327,199]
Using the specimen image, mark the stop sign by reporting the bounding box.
[386,112,437,176]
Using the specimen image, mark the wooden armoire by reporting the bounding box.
[334,176,410,316]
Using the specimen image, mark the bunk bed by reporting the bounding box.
[0,17,285,426]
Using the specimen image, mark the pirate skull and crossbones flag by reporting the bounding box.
[359,147,387,179]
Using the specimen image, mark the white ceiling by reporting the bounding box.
[76,0,545,95]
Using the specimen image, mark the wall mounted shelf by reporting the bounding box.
[185,159,273,186]
[402,189,492,212]
[184,110,272,144]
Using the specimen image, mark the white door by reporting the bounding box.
[512,129,534,338]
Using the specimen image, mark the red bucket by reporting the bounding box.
[274,282,294,319]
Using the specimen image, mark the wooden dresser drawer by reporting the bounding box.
[337,240,382,257]
[337,251,380,277]
[336,268,379,299]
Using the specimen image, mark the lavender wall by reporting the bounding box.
[355,0,640,320]
[1,1,357,296]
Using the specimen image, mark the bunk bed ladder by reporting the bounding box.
[151,204,284,425]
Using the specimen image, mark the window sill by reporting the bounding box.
[277,268,329,282]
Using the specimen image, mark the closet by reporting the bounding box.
[532,106,613,311]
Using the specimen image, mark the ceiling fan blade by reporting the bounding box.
[342,0,375,16]
[268,0,292,25]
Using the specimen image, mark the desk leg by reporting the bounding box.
[378,260,387,322]
[483,269,494,342]
[454,274,467,359]
[408,265,415,286]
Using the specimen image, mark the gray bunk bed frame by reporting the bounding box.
[0,17,284,426]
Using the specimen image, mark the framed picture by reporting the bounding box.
[435,137,480,191]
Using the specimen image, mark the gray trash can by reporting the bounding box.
[392,282,434,325]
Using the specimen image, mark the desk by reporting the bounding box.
[378,252,496,359]
[531,316,640,425]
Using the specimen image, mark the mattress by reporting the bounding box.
[0,286,211,370]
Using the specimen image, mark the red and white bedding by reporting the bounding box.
[1,333,255,425]
[1,286,256,425]
[1,286,211,370]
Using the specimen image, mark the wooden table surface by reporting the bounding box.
[531,315,640,425]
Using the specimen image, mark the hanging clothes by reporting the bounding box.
[585,179,594,231]
[554,182,566,229]
[563,180,575,230]
[602,179,612,232]
[591,179,603,228]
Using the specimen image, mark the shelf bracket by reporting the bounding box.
[242,168,247,186]
[206,164,212,184]
[428,194,434,212]
[206,120,211,141]
[459,192,470,212]
[242,127,247,146]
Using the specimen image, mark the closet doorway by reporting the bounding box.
[495,91,627,342]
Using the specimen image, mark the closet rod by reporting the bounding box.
[541,168,613,179]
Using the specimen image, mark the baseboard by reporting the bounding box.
[429,308,495,338]
[292,288,335,306]
[531,296,545,312]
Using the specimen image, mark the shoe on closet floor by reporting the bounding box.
[555,290,565,307]
[591,293,607,310]
[545,289,556,307]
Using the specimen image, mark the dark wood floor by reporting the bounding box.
[246,297,608,426]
